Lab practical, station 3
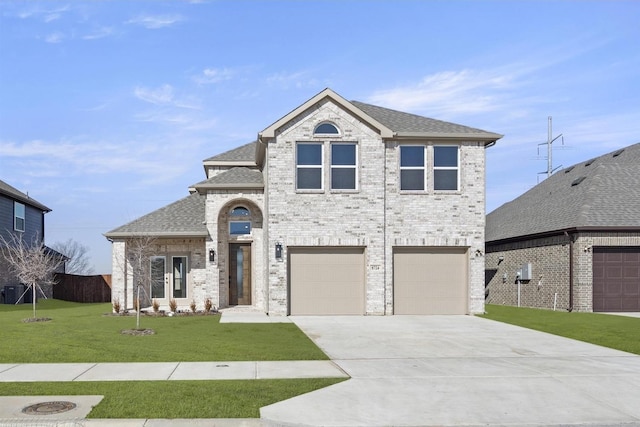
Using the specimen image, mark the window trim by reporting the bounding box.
[433,145,460,192]
[330,142,358,191]
[14,201,25,232]
[399,145,427,192]
[296,142,324,191]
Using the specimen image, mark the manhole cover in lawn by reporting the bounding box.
[22,401,77,415]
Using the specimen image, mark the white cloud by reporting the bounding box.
[17,4,70,22]
[266,71,321,90]
[134,84,175,105]
[83,26,115,40]
[125,14,184,29]
[44,32,64,43]
[193,67,235,84]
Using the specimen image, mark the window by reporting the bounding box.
[314,122,339,135]
[172,256,187,298]
[296,143,323,190]
[230,221,251,235]
[400,146,425,191]
[434,146,459,191]
[231,206,250,216]
[150,257,166,299]
[14,202,25,232]
[331,143,357,190]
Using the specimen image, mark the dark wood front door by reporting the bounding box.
[229,243,252,305]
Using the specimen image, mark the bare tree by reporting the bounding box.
[0,233,65,319]
[123,235,157,330]
[51,238,94,275]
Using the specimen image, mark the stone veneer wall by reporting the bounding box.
[265,99,489,315]
[110,237,207,312]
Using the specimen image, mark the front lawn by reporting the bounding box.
[482,304,640,355]
[0,299,327,362]
[0,379,346,418]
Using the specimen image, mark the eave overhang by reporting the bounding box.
[104,231,209,240]
[486,226,640,247]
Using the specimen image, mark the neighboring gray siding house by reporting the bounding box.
[106,89,502,315]
[485,142,640,312]
[0,179,55,296]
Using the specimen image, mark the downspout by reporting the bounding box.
[565,231,574,312]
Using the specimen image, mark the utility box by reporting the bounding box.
[520,263,533,281]
[3,285,25,304]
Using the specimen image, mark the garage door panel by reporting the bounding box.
[593,247,640,312]
[394,248,468,315]
[290,248,365,315]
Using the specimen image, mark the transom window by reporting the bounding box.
[434,146,459,191]
[14,202,25,232]
[331,143,357,190]
[230,221,251,235]
[296,143,323,190]
[399,146,426,191]
[314,122,340,135]
[230,206,250,216]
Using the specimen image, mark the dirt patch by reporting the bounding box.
[120,328,156,336]
[22,317,52,323]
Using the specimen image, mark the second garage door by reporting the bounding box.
[394,247,468,315]
[593,246,640,312]
[289,247,365,315]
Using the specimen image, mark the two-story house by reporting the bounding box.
[0,179,55,300]
[105,89,502,315]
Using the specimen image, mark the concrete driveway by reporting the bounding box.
[261,315,640,426]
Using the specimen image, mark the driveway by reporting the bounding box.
[261,315,640,426]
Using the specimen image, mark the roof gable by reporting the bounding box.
[192,167,264,192]
[486,142,640,242]
[0,179,51,212]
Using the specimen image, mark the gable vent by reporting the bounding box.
[571,176,586,186]
[564,166,575,173]
[612,149,625,157]
[584,159,595,167]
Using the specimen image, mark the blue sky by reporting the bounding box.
[1,1,639,274]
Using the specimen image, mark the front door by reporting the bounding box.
[229,243,252,305]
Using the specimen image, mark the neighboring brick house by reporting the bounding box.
[106,89,502,315]
[485,142,640,312]
[0,179,60,299]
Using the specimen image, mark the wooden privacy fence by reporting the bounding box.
[53,273,112,303]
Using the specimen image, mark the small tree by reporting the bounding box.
[124,235,157,330]
[0,233,65,319]
[51,238,94,275]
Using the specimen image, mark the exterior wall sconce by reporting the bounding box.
[275,242,283,260]
[209,249,215,262]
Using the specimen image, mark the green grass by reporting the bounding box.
[0,299,344,418]
[482,304,640,355]
[0,379,346,418]
[0,299,327,362]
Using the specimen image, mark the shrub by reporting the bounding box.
[112,299,121,314]
[204,298,213,313]
[190,300,197,313]
[169,298,178,313]
[152,299,160,313]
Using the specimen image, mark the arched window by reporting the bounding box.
[230,206,250,217]
[314,122,340,136]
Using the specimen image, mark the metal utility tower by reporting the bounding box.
[538,116,564,179]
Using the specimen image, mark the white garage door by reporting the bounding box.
[394,247,468,315]
[289,247,365,315]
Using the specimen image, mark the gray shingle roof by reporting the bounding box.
[351,101,501,138]
[204,141,257,162]
[192,167,264,190]
[486,142,640,242]
[104,192,207,238]
[0,179,51,212]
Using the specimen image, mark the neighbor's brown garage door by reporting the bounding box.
[394,247,468,315]
[289,247,365,315]
[593,247,640,312]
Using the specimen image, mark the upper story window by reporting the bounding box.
[399,146,426,191]
[14,202,25,232]
[331,143,357,190]
[230,206,250,217]
[296,143,323,190]
[433,146,459,191]
[314,122,340,136]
